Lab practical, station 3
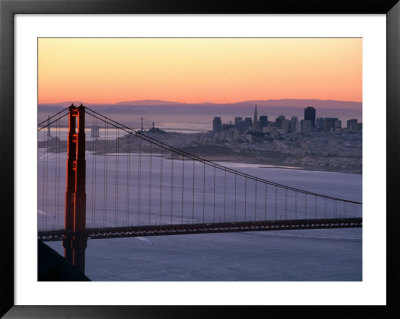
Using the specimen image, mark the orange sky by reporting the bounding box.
[38,38,362,104]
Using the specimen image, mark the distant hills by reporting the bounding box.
[116,100,181,106]
[39,98,362,110]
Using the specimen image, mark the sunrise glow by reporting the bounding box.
[38,38,362,104]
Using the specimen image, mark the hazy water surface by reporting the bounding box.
[41,149,362,281]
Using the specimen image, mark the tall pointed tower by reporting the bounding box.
[253,104,258,131]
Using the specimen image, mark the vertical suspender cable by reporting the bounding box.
[170,154,174,224]
[285,188,287,220]
[192,159,195,223]
[181,155,184,224]
[315,195,317,219]
[234,174,237,222]
[53,119,58,229]
[223,169,226,223]
[55,116,60,228]
[274,186,277,220]
[203,162,205,223]
[104,119,108,227]
[91,115,95,227]
[160,147,163,225]
[334,200,337,218]
[45,126,49,229]
[149,142,153,225]
[264,183,267,221]
[213,166,216,223]
[244,177,247,221]
[93,117,97,228]
[138,137,142,225]
[115,128,119,226]
[127,134,131,226]
[304,193,307,219]
[254,180,257,221]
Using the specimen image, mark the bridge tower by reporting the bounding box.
[63,104,87,274]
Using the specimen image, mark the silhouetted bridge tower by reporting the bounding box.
[63,105,87,273]
[37,105,362,274]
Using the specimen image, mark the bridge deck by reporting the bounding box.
[38,217,362,241]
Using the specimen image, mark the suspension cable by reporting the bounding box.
[37,107,69,131]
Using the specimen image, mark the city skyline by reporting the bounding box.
[212,105,361,136]
[38,38,362,104]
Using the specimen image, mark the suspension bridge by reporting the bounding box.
[37,104,362,274]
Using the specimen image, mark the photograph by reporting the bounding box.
[37,37,363,281]
[2,2,398,316]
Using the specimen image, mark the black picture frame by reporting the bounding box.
[1,0,399,318]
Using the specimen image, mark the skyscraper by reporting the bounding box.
[253,105,259,131]
[244,117,252,131]
[290,116,299,133]
[316,117,324,131]
[213,117,222,133]
[304,106,316,128]
[234,116,243,129]
[259,115,268,130]
[275,114,286,129]
[347,119,358,131]
[323,117,339,132]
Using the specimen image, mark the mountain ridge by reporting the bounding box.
[39,98,362,109]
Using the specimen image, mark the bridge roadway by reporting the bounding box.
[38,217,362,241]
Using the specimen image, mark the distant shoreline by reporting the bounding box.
[197,156,361,175]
